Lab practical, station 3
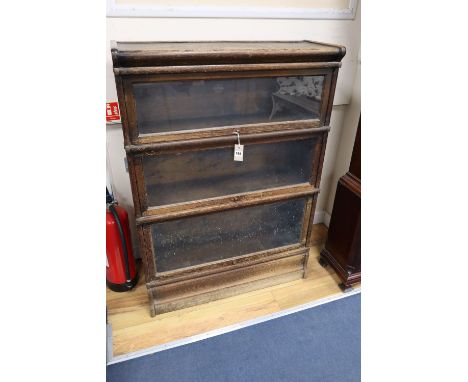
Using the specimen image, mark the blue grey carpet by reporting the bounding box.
[108,293,360,382]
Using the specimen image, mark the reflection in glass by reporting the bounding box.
[133,76,324,135]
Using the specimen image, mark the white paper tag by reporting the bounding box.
[234,144,244,161]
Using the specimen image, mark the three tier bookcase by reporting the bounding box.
[111,41,346,316]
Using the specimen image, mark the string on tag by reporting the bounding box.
[234,131,241,145]
[233,131,244,162]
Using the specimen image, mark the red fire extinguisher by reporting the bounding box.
[106,188,138,292]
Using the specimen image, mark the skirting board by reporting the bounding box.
[314,210,331,227]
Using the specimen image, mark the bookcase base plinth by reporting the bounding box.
[147,247,308,316]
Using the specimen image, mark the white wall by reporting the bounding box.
[106,4,360,255]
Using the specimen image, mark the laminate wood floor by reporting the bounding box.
[107,224,355,358]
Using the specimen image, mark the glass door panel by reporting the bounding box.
[151,198,307,272]
[133,75,324,135]
[143,138,316,206]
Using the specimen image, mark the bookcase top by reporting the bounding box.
[111,40,346,67]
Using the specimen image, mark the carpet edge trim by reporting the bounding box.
[108,287,361,365]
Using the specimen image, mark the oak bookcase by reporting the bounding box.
[111,41,345,316]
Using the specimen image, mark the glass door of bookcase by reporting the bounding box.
[132,75,325,136]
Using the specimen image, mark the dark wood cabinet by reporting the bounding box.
[320,118,361,290]
[112,41,345,315]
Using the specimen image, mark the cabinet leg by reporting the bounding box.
[318,256,328,268]
[339,283,354,293]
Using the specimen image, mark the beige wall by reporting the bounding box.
[106,16,360,105]
[106,6,360,255]
[325,48,361,216]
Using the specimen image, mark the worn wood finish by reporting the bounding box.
[114,75,132,146]
[149,248,308,315]
[320,118,361,289]
[112,41,345,315]
[151,244,304,284]
[324,69,339,126]
[125,155,144,217]
[136,225,156,285]
[111,41,346,68]
[114,62,341,76]
[135,119,321,145]
[126,126,330,155]
[300,197,314,245]
[138,184,318,224]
